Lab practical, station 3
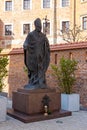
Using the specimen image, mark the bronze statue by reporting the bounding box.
[23,18,50,89]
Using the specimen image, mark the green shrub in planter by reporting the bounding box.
[51,57,77,94]
[0,49,8,92]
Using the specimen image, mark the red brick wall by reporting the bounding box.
[2,42,87,107]
[50,44,87,108]
[7,48,27,97]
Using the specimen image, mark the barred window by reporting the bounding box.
[5,1,12,11]
[43,0,50,8]
[62,21,69,32]
[23,24,30,34]
[43,22,50,35]
[5,25,12,35]
[82,16,87,30]
[62,0,69,7]
[23,0,31,10]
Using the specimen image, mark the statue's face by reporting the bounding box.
[34,18,42,32]
[35,24,42,32]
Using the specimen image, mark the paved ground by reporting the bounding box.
[0,100,87,130]
[0,110,87,130]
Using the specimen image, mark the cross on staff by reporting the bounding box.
[43,15,49,35]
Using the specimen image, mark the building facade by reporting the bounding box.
[0,0,87,48]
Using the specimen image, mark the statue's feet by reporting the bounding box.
[40,84,47,89]
[24,83,39,90]
[24,83,47,90]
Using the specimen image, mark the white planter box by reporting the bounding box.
[0,96,7,122]
[61,93,80,112]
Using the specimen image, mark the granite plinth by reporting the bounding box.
[7,88,72,123]
[7,109,72,123]
[12,88,61,114]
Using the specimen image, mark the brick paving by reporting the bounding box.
[0,105,87,130]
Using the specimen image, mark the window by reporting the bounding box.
[62,0,69,7]
[23,0,31,10]
[23,24,30,34]
[43,0,50,8]
[43,22,50,35]
[5,25,12,35]
[5,1,12,11]
[81,0,87,2]
[62,21,69,32]
[82,16,87,30]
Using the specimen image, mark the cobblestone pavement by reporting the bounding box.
[0,111,87,130]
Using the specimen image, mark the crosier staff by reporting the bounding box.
[43,15,49,36]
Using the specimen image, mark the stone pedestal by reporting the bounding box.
[7,88,72,123]
[12,88,61,114]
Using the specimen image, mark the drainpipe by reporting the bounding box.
[53,0,57,44]
[73,0,76,42]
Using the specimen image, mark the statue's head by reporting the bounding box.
[34,18,42,32]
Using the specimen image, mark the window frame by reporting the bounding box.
[41,0,52,9]
[60,0,70,7]
[23,0,32,10]
[81,16,87,30]
[81,0,87,2]
[22,22,32,35]
[60,20,70,33]
[5,0,12,11]
[4,24,13,36]
[23,23,31,35]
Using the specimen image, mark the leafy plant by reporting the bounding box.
[51,57,77,94]
[0,49,8,92]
